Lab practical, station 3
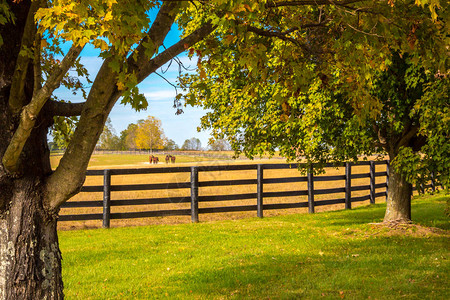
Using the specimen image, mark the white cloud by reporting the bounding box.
[143,90,176,101]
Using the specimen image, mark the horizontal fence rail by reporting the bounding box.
[59,160,402,227]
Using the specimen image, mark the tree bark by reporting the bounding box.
[383,163,413,223]
[1,78,60,298]
[0,179,63,300]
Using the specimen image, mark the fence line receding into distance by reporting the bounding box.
[59,160,436,228]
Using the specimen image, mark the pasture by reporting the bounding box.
[60,192,449,299]
[53,154,389,230]
[50,153,223,169]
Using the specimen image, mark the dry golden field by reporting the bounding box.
[55,155,389,230]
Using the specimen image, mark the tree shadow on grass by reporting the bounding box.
[305,195,449,230]
[310,204,386,226]
[167,235,449,299]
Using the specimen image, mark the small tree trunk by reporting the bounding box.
[384,164,412,223]
[0,179,63,300]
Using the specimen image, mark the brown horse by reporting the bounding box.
[165,155,170,164]
[170,155,176,163]
[149,155,159,164]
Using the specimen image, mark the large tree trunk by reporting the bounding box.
[1,24,63,295]
[384,163,413,223]
[0,94,62,298]
[0,179,63,299]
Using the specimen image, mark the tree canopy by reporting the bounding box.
[178,0,449,222]
[209,138,231,151]
[97,117,120,150]
[135,115,165,150]
[182,137,202,150]
[0,0,448,298]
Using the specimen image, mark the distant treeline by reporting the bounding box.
[50,115,231,152]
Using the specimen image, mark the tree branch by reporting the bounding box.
[395,124,419,152]
[44,2,187,211]
[128,1,184,75]
[45,100,85,117]
[345,22,385,38]
[245,24,327,55]
[266,0,364,8]
[33,32,42,98]
[136,22,216,83]
[373,123,387,145]
[8,0,41,114]
[45,55,118,211]
[44,3,215,210]
[2,45,83,174]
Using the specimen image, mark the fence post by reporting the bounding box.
[103,169,111,228]
[385,160,389,202]
[190,166,199,223]
[257,164,264,218]
[345,162,352,210]
[307,165,315,213]
[369,161,375,204]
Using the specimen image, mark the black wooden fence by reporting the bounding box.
[58,160,426,228]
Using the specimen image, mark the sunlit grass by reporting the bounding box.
[60,192,449,299]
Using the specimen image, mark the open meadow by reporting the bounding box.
[59,192,449,299]
[52,153,389,230]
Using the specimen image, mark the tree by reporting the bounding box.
[179,0,448,224]
[164,138,179,150]
[209,138,231,151]
[97,117,121,150]
[49,116,79,150]
[119,122,140,150]
[0,0,446,298]
[134,116,165,151]
[181,139,190,150]
[181,137,202,150]
[0,1,215,298]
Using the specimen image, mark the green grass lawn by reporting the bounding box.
[60,192,449,299]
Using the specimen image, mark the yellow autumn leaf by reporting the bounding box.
[53,6,63,16]
[40,40,48,49]
[117,81,125,91]
[104,11,113,22]
[106,0,118,8]
[199,68,207,80]
[280,114,289,122]
[224,35,235,45]
[94,39,109,51]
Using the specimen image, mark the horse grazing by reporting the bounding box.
[170,155,176,163]
[165,155,170,164]
[149,155,159,164]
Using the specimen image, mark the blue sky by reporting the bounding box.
[54,23,211,148]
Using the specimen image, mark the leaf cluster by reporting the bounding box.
[179,0,449,181]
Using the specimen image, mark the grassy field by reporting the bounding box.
[50,151,285,169]
[60,192,449,299]
[56,154,388,230]
[50,153,225,169]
